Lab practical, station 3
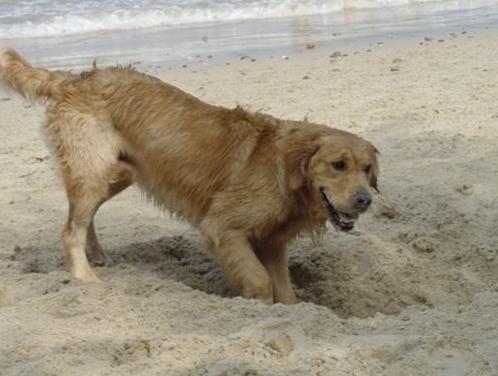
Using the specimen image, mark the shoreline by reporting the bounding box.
[1,3,497,71]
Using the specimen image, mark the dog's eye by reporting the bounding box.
[364,165,372,174]
[332,161,346,171]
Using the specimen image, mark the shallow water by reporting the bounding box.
[2,0,493,38]
[1,0,497,69]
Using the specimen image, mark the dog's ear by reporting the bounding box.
[286,139,319,191]
[370,171,379,193]
[288,157,309,190]
[369,144,380,193]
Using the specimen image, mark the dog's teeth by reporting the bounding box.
[339,213,354,222]
[339,213,355,224]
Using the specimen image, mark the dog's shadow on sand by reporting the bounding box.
[8,234,232,298]
[111,235,232,298]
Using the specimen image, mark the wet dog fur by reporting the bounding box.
[0,48,379,304]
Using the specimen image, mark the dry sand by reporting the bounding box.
[1,31,497,375]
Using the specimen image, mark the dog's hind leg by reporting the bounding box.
[86,161,134,266]
[62,159,134,281]
[63,189,105,282]
[46,111,133,282]
[86,219,109,267]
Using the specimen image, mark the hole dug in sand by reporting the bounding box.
[108,232,431,318]
[289,233,430,318]
[7,230,478,319]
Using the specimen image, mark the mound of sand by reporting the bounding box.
[1,32,497,375]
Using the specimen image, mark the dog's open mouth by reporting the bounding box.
[320,188,358,232]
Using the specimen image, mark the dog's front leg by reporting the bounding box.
[256,243,297,304]
[201,227,273,304]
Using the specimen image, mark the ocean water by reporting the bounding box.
[1,0,497,68]
[1,0,496,38]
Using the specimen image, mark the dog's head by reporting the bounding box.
[289,129,379,232]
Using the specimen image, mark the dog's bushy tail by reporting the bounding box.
[0,48,73,100]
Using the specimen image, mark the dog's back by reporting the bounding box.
[0,49,284,226]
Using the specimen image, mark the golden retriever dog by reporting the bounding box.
[0,48,379,304]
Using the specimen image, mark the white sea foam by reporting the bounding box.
[0,0,494,39]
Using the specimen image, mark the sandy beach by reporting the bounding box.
[1,30,498,375]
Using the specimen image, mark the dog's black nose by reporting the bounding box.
[354,191,372,211]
